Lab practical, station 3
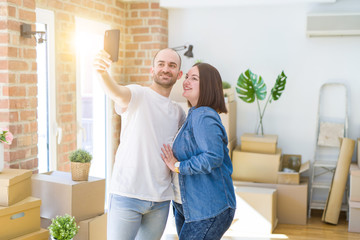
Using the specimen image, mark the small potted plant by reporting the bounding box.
[48,214,79,240]
[222,81,234,103]
[69,149,92,181]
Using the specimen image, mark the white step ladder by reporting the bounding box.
[308,83,348,218]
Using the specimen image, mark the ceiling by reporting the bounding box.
[160,0,337,8]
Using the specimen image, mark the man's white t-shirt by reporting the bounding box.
[109,84,186,202]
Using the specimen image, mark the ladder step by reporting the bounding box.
[313,160,337,168]
[310,201,348,212]
[310,201,326,210]
[311,182,331,189]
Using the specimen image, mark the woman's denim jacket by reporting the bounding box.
[173,106,236,222]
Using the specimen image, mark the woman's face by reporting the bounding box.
[182,66,200,106]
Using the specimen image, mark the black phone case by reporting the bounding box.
[104,29,120,62]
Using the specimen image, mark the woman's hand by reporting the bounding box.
[161,144,178,172]
[93,50,112,74]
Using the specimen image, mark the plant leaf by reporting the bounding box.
[236,69,267,103]
[270,71,287,102]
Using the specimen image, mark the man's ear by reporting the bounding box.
[177,71,183,80]
[150,67,154,74]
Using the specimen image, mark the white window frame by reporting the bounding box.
[75,17,114,201]
[36,8,57,172]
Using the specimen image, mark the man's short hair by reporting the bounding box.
[152,48,182,70]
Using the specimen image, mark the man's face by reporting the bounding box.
[151,49,182,89]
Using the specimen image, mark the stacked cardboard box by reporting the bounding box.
[277,154,309,185]
[351,139,360,232]
[220,101,237,149]
[231,134,309,226]
[232,187,278,234]
[358,138,360,168]
[0,169,49,240]
[32,171,107,240]
[218,99,237,162]
[349,163,360,232]
[11,228,49,240]
[74,213,107,240]
[233,179,308,225]
[232,133,281,183]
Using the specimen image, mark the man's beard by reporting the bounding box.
[153,72,177,89]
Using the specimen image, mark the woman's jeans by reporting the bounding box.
[173,202,235,240]
[107,194,170,240]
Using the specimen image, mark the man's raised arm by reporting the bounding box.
[93,50,131,108]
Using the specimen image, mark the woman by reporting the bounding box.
[161,62,236,240]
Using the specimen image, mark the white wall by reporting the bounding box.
[167,0,360,166]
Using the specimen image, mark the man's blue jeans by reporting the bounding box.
[107,194,170,240]
[173,202,235,240]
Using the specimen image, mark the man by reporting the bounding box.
[93,48,185,240]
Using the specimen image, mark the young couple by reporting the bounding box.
[94,48,236,240]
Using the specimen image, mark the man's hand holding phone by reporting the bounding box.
[93,50,112,74]
[104,29,120,62]
[94,29,120,74]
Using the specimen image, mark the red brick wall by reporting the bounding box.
[124,1,168,84]
[0,0,168,172]
[0,0,38,171]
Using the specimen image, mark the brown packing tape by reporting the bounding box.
[322,138,355,224]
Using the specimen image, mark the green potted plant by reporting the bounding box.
[69,149,92,181]
[222,81,234,103]
[48,214,79,240]
[236,69,287,136]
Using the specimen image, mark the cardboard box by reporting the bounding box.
[350,163,360,202]
[322,138,355,225]
[220,101,237,141]
[11,228,49,240]
[0,196,41,240]
[74,213,107,240]
[357,138,360,168]
[223,87,235,102]
[40,217,52,229]
[240,133,278,154]
[277,154,310,185]
[227,138,237,161]
[232,146,281,183]
[348,201,360,233]
[32,171,105,222]
[0,168,32,206]
[233,179,308,225]
[233,187,277,234]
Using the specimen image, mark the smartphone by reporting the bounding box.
[104,29,120,62]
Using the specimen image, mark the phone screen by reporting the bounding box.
[104,29,120,62]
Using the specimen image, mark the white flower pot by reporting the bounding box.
[51,236,73,240]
